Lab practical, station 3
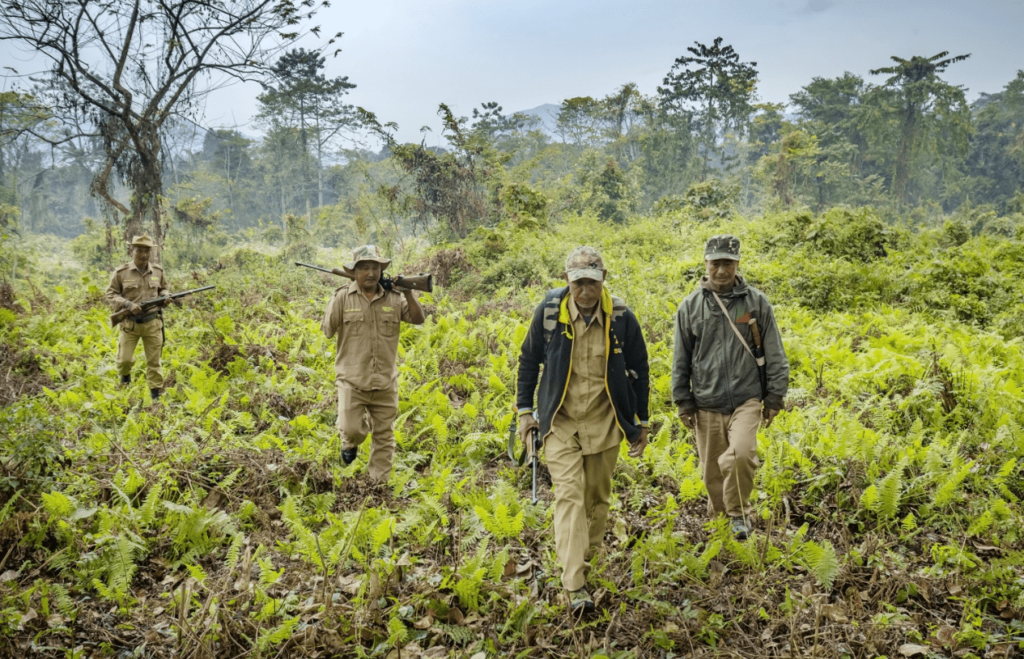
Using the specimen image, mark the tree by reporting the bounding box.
[658,38,758,180]
[256,48,356,210]
[555,97,603,147]
[964,71,1024,211]
[868,51,971,205]
[0,0,335,249]
[361,104,490,240]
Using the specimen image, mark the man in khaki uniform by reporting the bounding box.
[106,235,172,400]
[321,245,425,483]
[516,246,650,616]
[671,235,789,540]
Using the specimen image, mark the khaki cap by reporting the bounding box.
[345,244,391,271]
[130,234,156,248]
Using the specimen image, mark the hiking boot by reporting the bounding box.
[341,448,358,466]
[150,387,162,400]
[569,588,595,617]
[731,516,750,541]
[120,374,131,386]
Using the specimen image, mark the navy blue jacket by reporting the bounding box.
[516,287,650,444]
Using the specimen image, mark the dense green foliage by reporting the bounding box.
[1,206,1023,656]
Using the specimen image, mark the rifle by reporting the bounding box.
[507,414,543,504]
[748,313,768,400]
[294,262,434,293]
[109,285,215,327]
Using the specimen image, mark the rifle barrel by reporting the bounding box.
[295,262,333,274]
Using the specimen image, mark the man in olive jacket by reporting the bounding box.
[671,235,788,540]
[517,246,650,616]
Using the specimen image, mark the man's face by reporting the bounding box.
[705,258,738,291]
[565,274,605,311]
[354,261,382,292]
[132,246,151,270]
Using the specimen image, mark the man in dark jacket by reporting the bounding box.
[672,235,788,540]
[517,246,650,616]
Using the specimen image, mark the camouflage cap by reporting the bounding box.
[130,234,156,248]
[704,234,741,261]
[344,244,391,271]
[564,245,605,282]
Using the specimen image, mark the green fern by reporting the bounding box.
[139,483,163,526]
[901,512,917,533]
[225,533,245,572]
[435,622,476,645]
[42,491,76,519]
[933,461,974,508]
[802,540,839,591]
[387,615,410,649]
[256,615,300,651]
[474,503,524,539]
[875,465,903,520]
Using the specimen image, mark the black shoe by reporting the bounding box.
[569,588,595,617]
[341,448,358,465]
[731,516,750,541]
[150,388,162,400]
[120,374,131,385]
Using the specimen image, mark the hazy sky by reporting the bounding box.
[4,0,1023,146]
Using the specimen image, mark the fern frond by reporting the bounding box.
[256,616,300,651]
[802,540,839,591]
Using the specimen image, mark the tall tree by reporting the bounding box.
[869,51,971,205]
[964,71,1024,210]
[0,0,335,249]
[658,37,758,180]
[256,48,356,210]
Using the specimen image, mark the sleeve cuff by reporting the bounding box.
[764,393,785,410]
[676,402,697,415]
[517,408,533,416]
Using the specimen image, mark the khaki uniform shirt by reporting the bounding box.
[548,296,622,455]
[321,281,414,391]
[106,262,169,310]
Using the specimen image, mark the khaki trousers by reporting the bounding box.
[694,398,761,518]
[116,319,163,389]
[545,435,620,591]
[337,383,398,483]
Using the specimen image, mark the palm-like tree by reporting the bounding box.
[870,52,970,205]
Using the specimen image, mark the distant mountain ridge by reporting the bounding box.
[512,103,560,138]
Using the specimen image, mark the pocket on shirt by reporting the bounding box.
[380,315,400,338]
[343,311,365,337]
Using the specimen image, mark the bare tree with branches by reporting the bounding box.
[0,0,337,250]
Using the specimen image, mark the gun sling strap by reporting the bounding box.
[711,291,765,369]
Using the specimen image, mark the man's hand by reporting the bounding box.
[128,302,143,315]
[517,413,539,452]
[678,411,696,430]
[628,427,649,458]
[762,407,780,428]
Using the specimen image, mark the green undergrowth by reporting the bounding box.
[1,209,1023,657]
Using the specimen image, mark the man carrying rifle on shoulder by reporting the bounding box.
[321,245,425,483]
[106,235,176,401]
[516,246,649,617]
[671,235,789,541]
